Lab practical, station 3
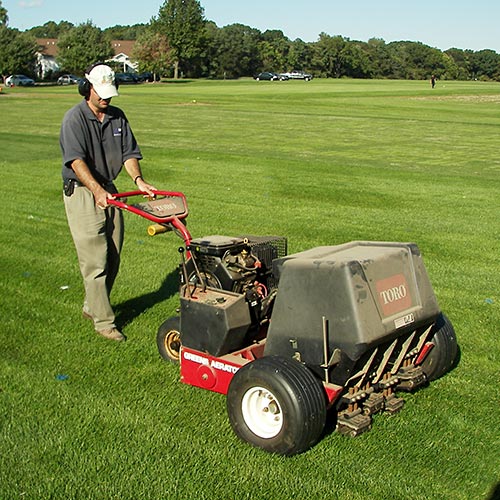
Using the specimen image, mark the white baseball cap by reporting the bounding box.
[86,64,119,99]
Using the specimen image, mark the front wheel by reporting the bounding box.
[227,356,327,456]
[420,313,459,381]
[157,316,182,363]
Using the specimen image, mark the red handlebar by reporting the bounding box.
[108,190,192,246]
[109,190,188,222]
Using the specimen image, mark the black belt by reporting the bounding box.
[71,179,114,187]
[63,178,114,197]
[65,179,114,188]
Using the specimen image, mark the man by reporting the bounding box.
[60,63,156,341]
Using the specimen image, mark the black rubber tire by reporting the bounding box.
[226,356,327,456]
[420,313,458,381]
[156,316,181,363]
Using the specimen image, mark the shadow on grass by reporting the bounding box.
[488,483,500,500]
[114,268,180,329]
[161,79,195,84]
[451,343,462,373]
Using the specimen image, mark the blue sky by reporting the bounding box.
[4,0,499,52]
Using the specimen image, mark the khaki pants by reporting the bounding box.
[64,186,124,331]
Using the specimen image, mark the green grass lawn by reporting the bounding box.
[0,78,499,500]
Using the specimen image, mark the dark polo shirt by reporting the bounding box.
[60,99,142,183]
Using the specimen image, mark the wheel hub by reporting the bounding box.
[241,387,283,439]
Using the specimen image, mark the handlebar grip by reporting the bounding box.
[147,224,171,236]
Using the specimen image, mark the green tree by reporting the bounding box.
[341,41,373,78]
[387,41,449,80]
[103,24,148,41]
[364,38,393,78]
[439,52,461,80]
[26,21,74,38]
[0,0,8,27]
[445,48,471,80]
[257,30,290,72]
[311,34,349,78]
[57,22,114,74]
[286,38,313,73]
[469,49,500,80]
[155,0,206,78]
[0,26,38,81]
[205,23,261,78]
[132,28,172,79]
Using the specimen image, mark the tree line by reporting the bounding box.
[1,0,499,82]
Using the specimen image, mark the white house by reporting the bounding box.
[36,39,137,78]
[36,38,59,78]
[109,40,137,72]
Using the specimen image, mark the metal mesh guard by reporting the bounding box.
[245,235,287,261]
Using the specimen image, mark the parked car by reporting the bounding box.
[57,74,81,85]
[254,72,288,81]
[137,72,160,82]
[282,71,313,81]
[5,74,35,87]
[115,72,139,84]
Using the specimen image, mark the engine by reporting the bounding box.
[186,235,287,323]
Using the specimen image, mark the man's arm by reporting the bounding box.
[71,159,112,208]
[124,157,156,196]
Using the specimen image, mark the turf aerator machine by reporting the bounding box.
[110,190,459,456]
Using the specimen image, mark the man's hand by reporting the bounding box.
[70,159,114,209]
[94,187,115,209]
[136,177,157,198]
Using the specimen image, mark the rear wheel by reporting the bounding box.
[420,313,458,381]
[227,356,327,456]
[157,316,181,363]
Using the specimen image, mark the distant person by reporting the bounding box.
[430,75,436,88]
[60,63,156,341]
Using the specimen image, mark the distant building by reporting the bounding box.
[36,38,137,78]
[37,38,59,78]
[110,40,137,72]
